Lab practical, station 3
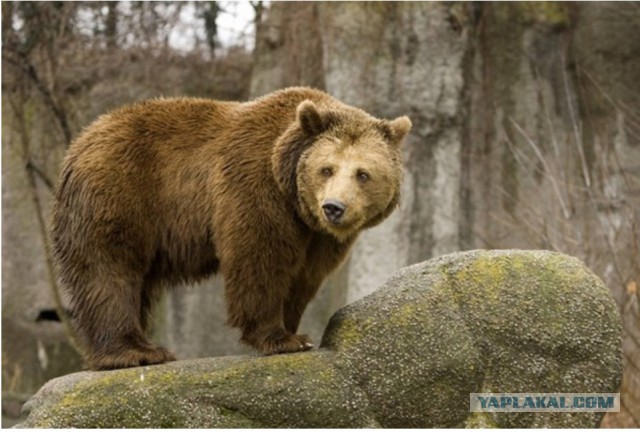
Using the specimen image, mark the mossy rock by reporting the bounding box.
[14,353,376,428]
[16,250,621,428]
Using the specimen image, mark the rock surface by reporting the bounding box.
[16,250,622,428]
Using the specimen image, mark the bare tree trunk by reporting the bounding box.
[7,91,82,357]
[250,2,325,97]
[315,2,472,301]
[105,1,118,50]
[2,99,84,402]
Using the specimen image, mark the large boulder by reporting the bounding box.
[322,249,622,427]
[16,250,622,428]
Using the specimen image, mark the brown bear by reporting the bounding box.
[50,87,411,370]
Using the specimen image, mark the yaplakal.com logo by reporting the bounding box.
[469,393,620,412]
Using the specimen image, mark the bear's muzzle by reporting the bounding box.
[322,199,346,224]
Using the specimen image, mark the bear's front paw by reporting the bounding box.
[261,333,314,355]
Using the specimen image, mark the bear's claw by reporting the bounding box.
[261,334,314,355]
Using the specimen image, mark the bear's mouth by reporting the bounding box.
[325,216,343,226]
[321,214,361,238]
[323,212,353,228]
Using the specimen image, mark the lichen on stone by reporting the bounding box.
[16,250,622,429]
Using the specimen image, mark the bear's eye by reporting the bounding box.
[321,167,333,177]
[356,171,370,183]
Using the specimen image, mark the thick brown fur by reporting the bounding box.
[50,87,411,370]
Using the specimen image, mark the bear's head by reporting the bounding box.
[273,99,411,242]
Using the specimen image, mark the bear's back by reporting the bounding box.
[69,97,236,158]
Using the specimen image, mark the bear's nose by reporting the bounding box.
[322,200,346,224]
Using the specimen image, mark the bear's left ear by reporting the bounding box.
[380,116,412,145]
[297,100,330,136]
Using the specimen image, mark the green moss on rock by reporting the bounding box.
[17,250,621,429]
[322,250,621,428]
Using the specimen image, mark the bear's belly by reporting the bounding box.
[146,230,219,285]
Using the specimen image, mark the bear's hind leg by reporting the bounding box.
[139,281,166,333]
[70,268,174,370]
[90,342,175,370]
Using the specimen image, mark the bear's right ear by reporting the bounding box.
[379,116,412,145]
[297,100,328,136]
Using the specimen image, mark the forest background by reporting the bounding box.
[2,1,639,427]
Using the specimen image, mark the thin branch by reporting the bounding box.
[2,50,72,144]
[581,67,640,129]
[562,54,591,188]
[508,116,572,219]
[26,160,54,192]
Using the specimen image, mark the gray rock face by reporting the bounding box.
[16,250,621,428]
[323,249,622,427]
